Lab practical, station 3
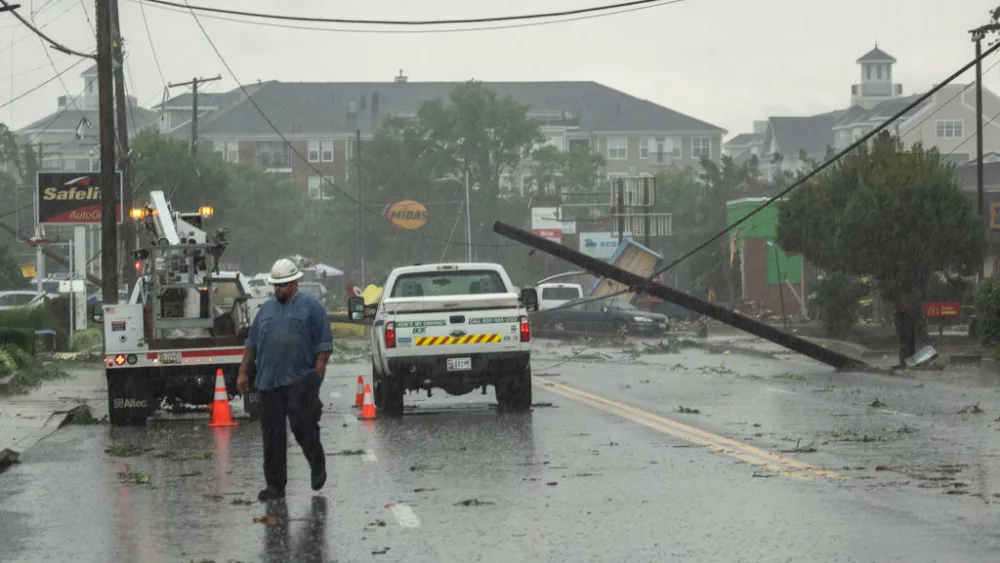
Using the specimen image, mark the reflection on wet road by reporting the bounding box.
[3,345,1000,562]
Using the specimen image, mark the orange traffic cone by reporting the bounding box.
[360,383,376,420]
[208,369,238,427]
[354,375,365,408]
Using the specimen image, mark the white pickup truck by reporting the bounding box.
[349,263,539,415]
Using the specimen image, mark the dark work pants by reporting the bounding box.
[260,374,325,490]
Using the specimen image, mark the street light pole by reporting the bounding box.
[464,168,472,262]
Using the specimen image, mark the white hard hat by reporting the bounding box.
[266,258,304,284]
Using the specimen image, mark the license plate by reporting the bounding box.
[159,351,182,364]
[659,323,667,329]
[446,357,472,371]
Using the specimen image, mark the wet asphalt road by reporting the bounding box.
[3,340,1000,562]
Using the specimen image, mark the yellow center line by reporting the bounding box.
[533,377,844,481]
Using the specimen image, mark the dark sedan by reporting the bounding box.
[534,297,669,336]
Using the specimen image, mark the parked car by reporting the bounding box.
[535,283,583,311]
[0,290,57,311]
[536,296,669,336]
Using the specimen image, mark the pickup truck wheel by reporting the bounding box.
[372,364,385,409]
[496,367,532,412]
[377,376,404,416]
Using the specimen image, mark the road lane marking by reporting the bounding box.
[342,414,356,425]
[362,449,378,462]
[388,503,421,528]
[329,391,342,399]
[536,380,802,478]
[534,377,844,480]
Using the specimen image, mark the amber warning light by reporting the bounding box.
[129,208,149,220]
[199,206,214,216]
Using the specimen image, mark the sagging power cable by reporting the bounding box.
[151,0,681,26]
[134,0,681,35]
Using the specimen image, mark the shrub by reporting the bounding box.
[974,277,1000,345]
[814,272,866,338]
[0,306,62,354]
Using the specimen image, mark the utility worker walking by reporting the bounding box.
[238,258,334,501]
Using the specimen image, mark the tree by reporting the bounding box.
[529,145,605,195]
[0,123,20,175]
[354,83,553,284]
[0,244,28,290]
[418,81,545,203]
[778,133,986,363]
[979,7,1000,37]
[649,155,760,302]
[131,130,230,211]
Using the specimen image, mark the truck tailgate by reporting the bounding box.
[383,295,525,357]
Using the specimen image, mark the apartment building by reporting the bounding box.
[158,73,726,200]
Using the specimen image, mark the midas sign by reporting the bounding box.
[384,200,428,230]
[37,172,123,224]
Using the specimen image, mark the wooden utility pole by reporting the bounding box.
[109,0,135,289]
[168,75,221,156]
[973,28,986,218]
[96,0,119,303]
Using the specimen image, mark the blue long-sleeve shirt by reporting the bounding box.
[245,292,333,390]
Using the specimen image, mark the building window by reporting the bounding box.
[215,141,238,163]
[876,65,883,80]
[568,139,590,151]
[936,120,963,139]
[308,176,333,200]
[321,140,334,162]
[607,137,627,160]
[308,141,320,162]
[639,139,649,159]
[257,141,291,168]
[691,137,712,159]
[647,138,675,163]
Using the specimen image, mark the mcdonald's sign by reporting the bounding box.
[923,302,960,319]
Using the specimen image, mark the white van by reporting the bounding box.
[536,283,583,311]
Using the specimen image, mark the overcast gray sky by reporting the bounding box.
[2,0,997,137]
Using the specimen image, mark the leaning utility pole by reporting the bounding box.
[109,0,135,289]
[168,75,221,157]
[96,0,119,302]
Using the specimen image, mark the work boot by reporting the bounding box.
[258,485,285,501]
[311,465,327,491]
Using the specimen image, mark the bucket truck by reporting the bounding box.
[95,191,264,426]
